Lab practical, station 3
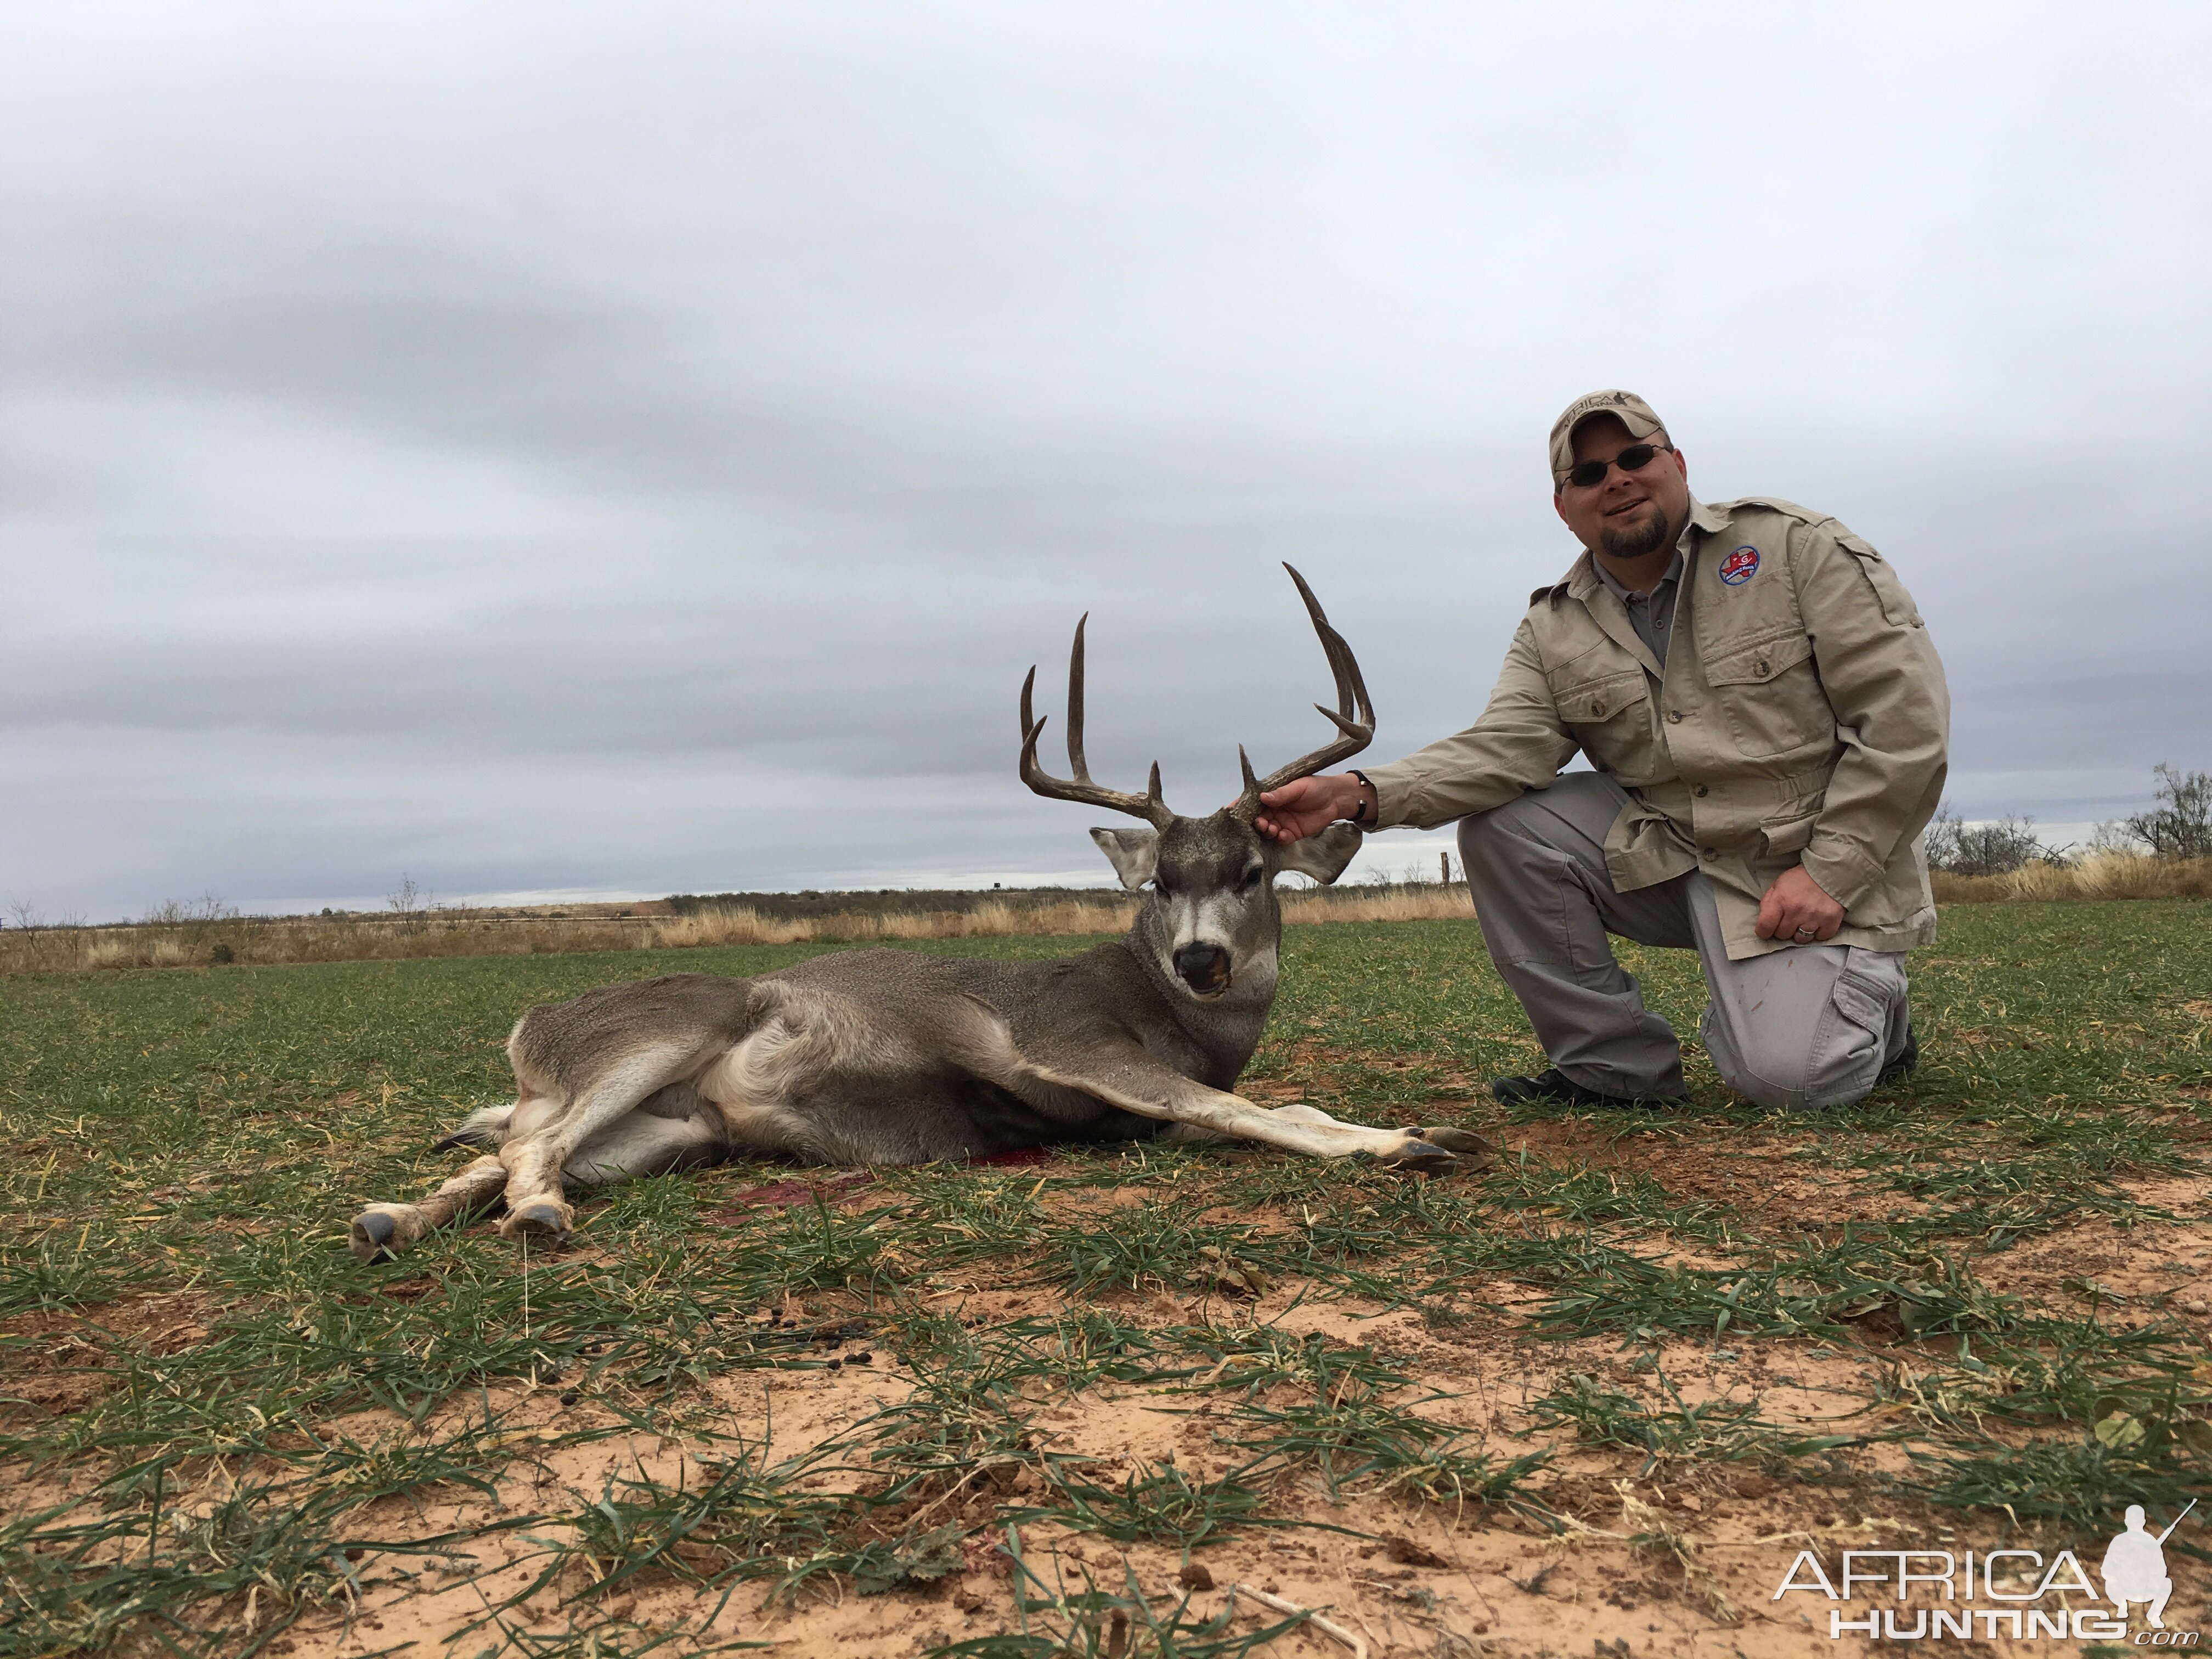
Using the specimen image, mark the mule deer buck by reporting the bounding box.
[348,567,1491,1262]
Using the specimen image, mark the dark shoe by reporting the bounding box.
[1489,1068,1684,1109]
[1876,1021,1918,1087]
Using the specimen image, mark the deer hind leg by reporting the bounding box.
[565,1084,730,1187]
[349,1155,510,1263]
[497,1041,715,1245]
[346,1089,554,1261]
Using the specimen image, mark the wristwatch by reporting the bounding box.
[1348,770,1375,826]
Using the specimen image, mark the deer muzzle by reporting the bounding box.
[1172,944,1233,996]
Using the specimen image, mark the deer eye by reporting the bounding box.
[1240,867,1265,889]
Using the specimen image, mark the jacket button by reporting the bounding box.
[1591,702,1605,716]
[1756,660,1770,677]
[1694,785,1709,797]
[1666,710,1684,723]
[1701,848,1718,860]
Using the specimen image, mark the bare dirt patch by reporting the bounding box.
[219,1285,2008,1659]
[1,1289,218,1422]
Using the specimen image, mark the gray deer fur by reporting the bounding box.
[348,567,1491,1262]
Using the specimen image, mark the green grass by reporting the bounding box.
[3,900,2210,1653]
[943,1526,1310,1658]
[1531,1369,1854,1475]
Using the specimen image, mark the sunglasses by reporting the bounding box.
[1562,442,1673,490]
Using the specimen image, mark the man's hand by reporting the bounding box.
[1254,773,1374,845]
[1757,864,1844,944]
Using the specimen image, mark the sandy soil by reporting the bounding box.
[12,1139,2209,1657]
[216,1216,2212,1657]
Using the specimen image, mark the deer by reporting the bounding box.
[347,567,1492,1263]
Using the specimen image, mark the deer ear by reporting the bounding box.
[1276,822,1363,885]
[1090,827,1159,891]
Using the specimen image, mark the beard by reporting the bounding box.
[1599,503,1672,560]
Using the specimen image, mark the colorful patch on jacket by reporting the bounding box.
[1718,545,1760,585]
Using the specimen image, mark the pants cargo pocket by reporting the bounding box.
[1804,949,1908,1108]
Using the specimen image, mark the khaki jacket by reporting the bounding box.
[1365,497,1949,960]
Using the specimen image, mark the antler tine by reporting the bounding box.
[1232,565,1377,818]
[1286,561,1367,723]
[1065,614,1091,783]
[1238,745,1260,800]
[1016,614,1176,826]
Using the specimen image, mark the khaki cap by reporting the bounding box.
[1549,389,1668,485]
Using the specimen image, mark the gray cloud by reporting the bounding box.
[4,4,2208,919]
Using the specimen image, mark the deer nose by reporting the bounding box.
[1173,944,1232,994]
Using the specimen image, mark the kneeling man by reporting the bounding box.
[1257,391,1948,1109]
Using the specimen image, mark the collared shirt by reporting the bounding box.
[1361,495,1950,960]
[1593,549,1683,668]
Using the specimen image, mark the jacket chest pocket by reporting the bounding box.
[1703,631,1832,759]
[1553,668,1657,778]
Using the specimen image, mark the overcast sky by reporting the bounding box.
[5,4,2208,922]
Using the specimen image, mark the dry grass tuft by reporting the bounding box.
[0,895,1153,975]
[1280,884,1474,924]
[1931,853,2212,905]
[0,887,1471,975]
[649,898,1144,950]
[13,853,2203,977]
[1,885,1468,975]
[648,907,818,948]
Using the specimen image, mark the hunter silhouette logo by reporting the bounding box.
[1769,1500,2199,1641]
[2105,1500,2194,1630]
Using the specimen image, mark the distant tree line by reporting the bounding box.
[1925,763,2211,876]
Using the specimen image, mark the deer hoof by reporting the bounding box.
[1415,1126,1497,1167]
[501,1200,573,1245]
[349,1204,426,1262]
[1375,1137,1460,1174]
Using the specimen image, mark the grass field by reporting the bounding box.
[4,901,2210,1658]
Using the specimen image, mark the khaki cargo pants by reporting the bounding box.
[1456,772,1912,1108]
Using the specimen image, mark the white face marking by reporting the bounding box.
[1150,873,1280,1001]
[1181,891,1241,956]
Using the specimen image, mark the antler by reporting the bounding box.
[1018,614,1175,827]
[1230,564,1375,821]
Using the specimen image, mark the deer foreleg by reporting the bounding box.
[1027,1056,1490,1171]
[1159,1086,1477,1167]
[1160,1101,1382,1145]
